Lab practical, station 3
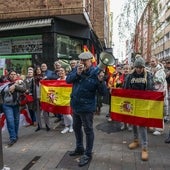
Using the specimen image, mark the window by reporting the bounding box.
[56,34,83,60]
[0,35,42,54]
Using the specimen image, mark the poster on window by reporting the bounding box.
[0,59,5,68]
[0,35,42,54]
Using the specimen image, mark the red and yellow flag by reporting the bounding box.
[106,65,116,76]
[83,45,97,66]
[110,89,164,128]
[40,80,72,114]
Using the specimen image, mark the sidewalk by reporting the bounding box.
[1,104,170,170]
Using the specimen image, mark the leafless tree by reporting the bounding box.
[117,0,149,39]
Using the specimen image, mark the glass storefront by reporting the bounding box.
[57,34,83,60]
[0,35,42,54]
[0,34,86,76]
[0,35,42,76]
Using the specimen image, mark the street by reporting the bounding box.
[1,104,170,170]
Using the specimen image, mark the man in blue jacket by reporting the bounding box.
[66,51,107,167]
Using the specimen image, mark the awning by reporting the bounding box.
[0,18,53,31]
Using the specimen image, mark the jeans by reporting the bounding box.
[73,112,94,157]
[133,126,148,149]
[3,104,20,140]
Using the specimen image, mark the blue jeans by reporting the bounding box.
[73,112,94,157]
[133,126,148,149]
[3,104,20,141]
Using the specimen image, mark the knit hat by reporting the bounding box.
[134,57,145,67]
[78,52,93,60]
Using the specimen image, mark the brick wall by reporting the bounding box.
[0,0,84,21]
[92,0,104,44]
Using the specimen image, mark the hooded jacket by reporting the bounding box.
[151,63,167,92]
[124,69,154,90]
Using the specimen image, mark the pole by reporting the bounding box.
[0,116,10,170]
[0,124,4,169]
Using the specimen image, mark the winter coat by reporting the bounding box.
[0,80,26,106]
[24,77,35,109]
[124,69,154,90]
[66,66,107,113]
[151,63,167,92]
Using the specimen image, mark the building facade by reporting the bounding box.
[0,0,112,75]
[151,0,170,60]
[133,0,153,62]
[133,0,170,62]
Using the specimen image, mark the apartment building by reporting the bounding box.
[134,0,170,62]
[0,0,111,75]
[133,1,153,62]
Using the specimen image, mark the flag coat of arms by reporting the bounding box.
[40,80,72,114]
[110,89,164,128]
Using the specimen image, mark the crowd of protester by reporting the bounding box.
[0,52,170,166]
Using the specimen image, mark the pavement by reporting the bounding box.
[1,104,170,170]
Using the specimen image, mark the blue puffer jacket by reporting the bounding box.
[66,66,107,113]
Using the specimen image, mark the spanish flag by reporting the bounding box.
[40,80,72,114]
[106,65,116,76]
[110,89,164,128]
[83,45,97,66]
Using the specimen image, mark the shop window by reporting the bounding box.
[0,35,42,55]
[56,34,83,60]
[0,55,32,76]
[0,35,42,76]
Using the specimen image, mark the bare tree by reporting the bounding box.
[117,0,149,39]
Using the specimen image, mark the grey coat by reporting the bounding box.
[0,81,26,106]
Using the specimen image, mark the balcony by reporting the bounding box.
[165,6,170,21]
[165,39,170,49]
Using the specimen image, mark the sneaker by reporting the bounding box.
[46,124,50,131]
[69,127,73,133]
[128,140,139,149]
[107,117,112,122]
[120,123,125,130]
[153,130,162,136]
[141,148,148,161]
[106,113,110,118]
[35,127,41,132]
[164,118,169,123]
[7,139,17,147]
[61,127,69,134]
[127,126,133,131]
[165,136,170,143]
